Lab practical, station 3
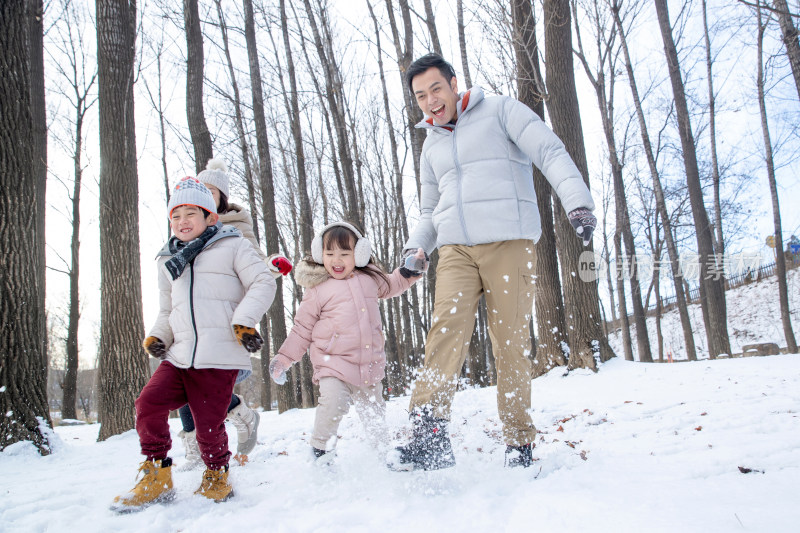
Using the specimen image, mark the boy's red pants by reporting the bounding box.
[135,361,238,470]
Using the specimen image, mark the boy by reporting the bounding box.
[111,177,275,512]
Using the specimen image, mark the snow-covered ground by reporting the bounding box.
[608,266,800,359]
[2,353,800,532]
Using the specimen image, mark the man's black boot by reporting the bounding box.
[387,409,456,471]
[504,443,533,468]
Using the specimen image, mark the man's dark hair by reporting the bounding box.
[406,53,456,94]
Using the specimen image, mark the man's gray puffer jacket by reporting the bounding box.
[404,86,595,254]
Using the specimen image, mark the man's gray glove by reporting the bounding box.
[568,208,596,246]
[399,248,429,278]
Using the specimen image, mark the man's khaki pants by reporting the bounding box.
[409,239,537,446]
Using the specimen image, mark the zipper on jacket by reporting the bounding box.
[189,261,198,368]
[451,123,472,245]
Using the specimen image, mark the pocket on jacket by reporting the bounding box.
[323,332,339,353]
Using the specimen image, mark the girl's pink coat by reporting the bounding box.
[274,261,417,387]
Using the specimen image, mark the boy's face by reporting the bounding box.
[323,239,356,280]
[412,67,459,125]
[170,205,218,242]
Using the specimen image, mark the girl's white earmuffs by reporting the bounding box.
[311,221,372,267]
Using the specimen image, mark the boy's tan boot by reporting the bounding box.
[110,458,175,513]
[195,465,234,502]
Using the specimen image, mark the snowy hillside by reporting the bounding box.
[608,267,800,359]
[2,353,800,532]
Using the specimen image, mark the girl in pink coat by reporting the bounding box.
[270,221,426,462]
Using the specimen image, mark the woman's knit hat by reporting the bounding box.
[167,176,217,216]
[197,158,230,198]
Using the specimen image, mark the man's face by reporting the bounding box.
[170,205,218,242]
[411,67,459,125]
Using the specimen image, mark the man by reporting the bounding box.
[388,54,597,471]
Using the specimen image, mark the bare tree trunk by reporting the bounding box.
[366,0,426,372]
[422,0,442,55]
[385,0,425,200]
[302,0,362,227]
[284,0,317,409]
[611,0,697,360]
[281,0,314,249]
[572,3,651,362]
[702,0,724,257]
[0,0,52,453]
[96,0,150,441]
[143,37,171,235]
[773,0,800,101]
[457,0,473,88]
[215,2,278,412]
[184,0,213,172]
[511,0,569,374]
[614,234,634,361]
[653,0,730,358]
[51,0,96,420]
[654,276,665,362]
[29,0,47,347]
[756,3,798,353]
[600,183,618,326]
[215,0,257,234]
[63,67,95,420]
[243,0,286,411]
[544,0,613,368]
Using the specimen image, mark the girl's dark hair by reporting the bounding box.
[217,191,230,214]
[321,224,389,287]
[406,53,456,94]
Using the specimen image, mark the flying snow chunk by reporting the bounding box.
[503,275,510,282]
[440,327,448,334]
[450,307,457,314]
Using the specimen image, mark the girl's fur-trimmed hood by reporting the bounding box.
[294,259,330,289]
[293,259,387,289]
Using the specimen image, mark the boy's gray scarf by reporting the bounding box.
[164,222,221,280]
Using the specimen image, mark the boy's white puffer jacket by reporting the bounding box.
[404,86,595,254]
[149,225,276,371]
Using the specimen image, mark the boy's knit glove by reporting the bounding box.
[233,325,264,353]
[269,358,288,386]
[267,253,293,278]
[399,248,429,279]
[143,336,167,359]
[568,208,597,246]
